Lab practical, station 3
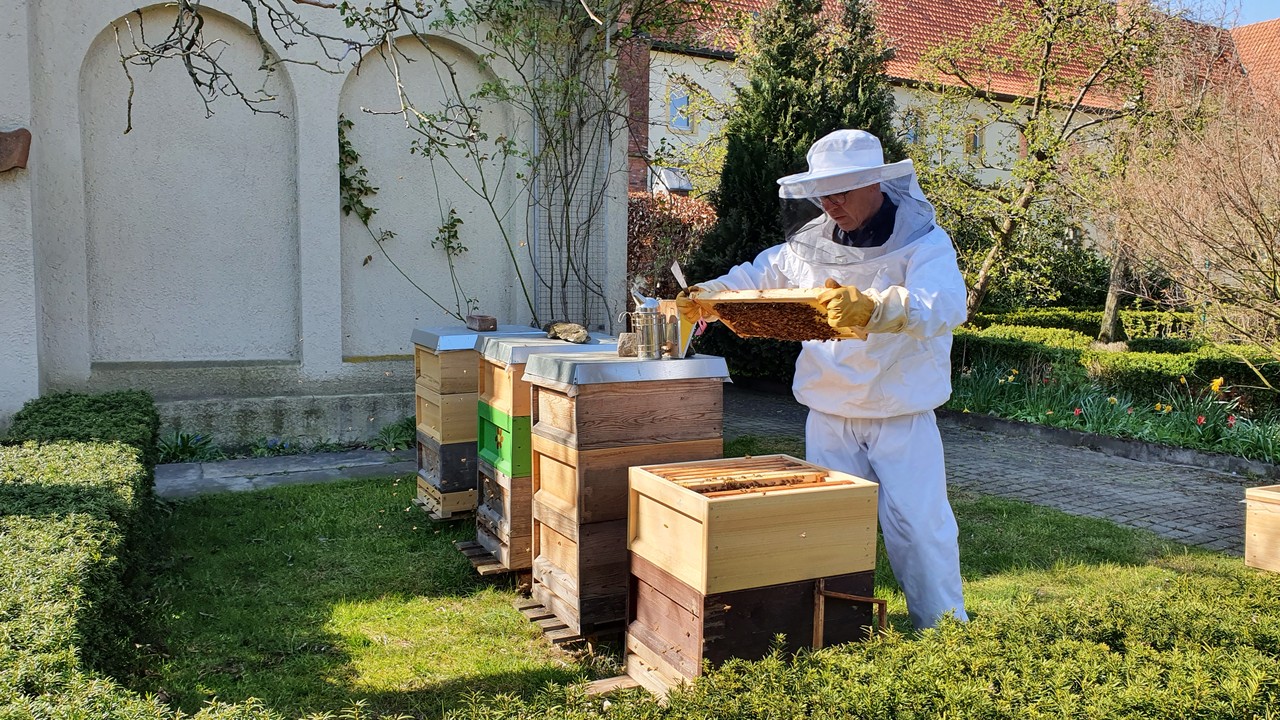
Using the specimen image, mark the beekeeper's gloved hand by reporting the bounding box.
[818,278,876,329]
[676,286,718,324]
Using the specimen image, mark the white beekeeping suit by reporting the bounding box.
[690,129,969,629]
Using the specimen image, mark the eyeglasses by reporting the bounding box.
[811,190,852,209]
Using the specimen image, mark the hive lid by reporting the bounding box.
[522,351,729,387]
[476,334,618,366]
[693,288,866,342]
[410,324,542,352]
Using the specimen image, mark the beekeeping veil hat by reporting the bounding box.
[776,129,936,266]
[778,129,914,200]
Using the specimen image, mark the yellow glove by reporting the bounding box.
[676,286,718,323]
[818,278,876,329]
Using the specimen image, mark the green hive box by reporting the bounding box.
[477,401,533,477]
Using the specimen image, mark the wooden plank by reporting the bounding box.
[478,360,532,418]
[415,347,478,395]
[628,487,707,592]
[625,632,688,695]
[629,576,703,678]
[536,522,579,578]
[416,388,478,444]
[703,483,877,594]
[570,380,723,450]
[532,582,582,636]
[416,475,477,518]
[1246,486,1280,572]
[453,539,509,576]
[532,385,577,440]
[532,491,579,542]
[626,615,700,680]
[581,674,641,696]
[533,434,722,524]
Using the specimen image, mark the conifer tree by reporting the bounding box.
[686,0,902,381]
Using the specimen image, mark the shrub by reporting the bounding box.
[627,192,716,300]
[1125,337,1205,354]
[970,308,1104,336]
[1119,308,1200,339]
[953,325,1092,379]
[5,390,162,470]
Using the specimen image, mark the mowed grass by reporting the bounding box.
[141,474,579,718]
[139,437,1276,718]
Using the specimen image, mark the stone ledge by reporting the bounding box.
[937,409,1280,480]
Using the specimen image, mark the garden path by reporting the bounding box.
[155,384,1258,555]
[724,384,1255,555]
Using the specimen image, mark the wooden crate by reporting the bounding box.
[1246,485,1280,572]
[628,455,878,595]
[531,378,723,450]
[532,433,722,525]
[415,381,477,444]
[530,519,629,636]
[475,460,533,571]
[416,472,477,519]
[416,430,477,494]
[414,346,477,395]
[477,402,533,477]
[525,374,725,637]
[627,553,876,683]
[691,288,866,342]
[478,358,532,418]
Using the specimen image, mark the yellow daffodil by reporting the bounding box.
[963,408,970,413]
[1108,397,1117,405]
[1011,368,1019,375]
[1163,406,1172,414]
[1211,377,1224,394]
[1179,375,1187,385]
[1155,403,1163,411]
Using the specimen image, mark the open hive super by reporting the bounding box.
[692,289,866,342]
[624,454,881,688]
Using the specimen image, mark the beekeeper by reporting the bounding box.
[678,129,969,630]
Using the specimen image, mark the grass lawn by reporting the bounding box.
[136,437,1280,719]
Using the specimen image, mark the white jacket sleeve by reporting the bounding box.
[696,245,794,293]
[863,236,967,339]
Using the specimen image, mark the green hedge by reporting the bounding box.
[5,390,161,470]
[953,325,1091,378]
[969,307,1201,341]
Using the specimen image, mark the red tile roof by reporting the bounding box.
[1232,18,1280,92]
[666,0,1255,106]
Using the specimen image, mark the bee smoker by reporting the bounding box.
[630,299,662,360]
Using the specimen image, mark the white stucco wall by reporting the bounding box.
[0,0,623,437]
[646,50,743,189]
[79,8,300,363]
[0,0,39,427]
[338,37,532,358]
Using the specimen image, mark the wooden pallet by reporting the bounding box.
[513,598,586,646]
[453,539,513,576]
[411,494,473,522]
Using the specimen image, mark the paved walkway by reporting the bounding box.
[157,385,1260,555]
[723,385,1255,555]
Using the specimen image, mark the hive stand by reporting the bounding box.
[455,336,617,577]
[521,351,730,642]
[410,325,541,521]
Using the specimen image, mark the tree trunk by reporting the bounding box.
[1098,236,1126,342]
[965,180,1039,320]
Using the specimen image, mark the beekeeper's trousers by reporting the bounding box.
[806,408,968,630]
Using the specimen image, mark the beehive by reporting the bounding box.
[465,336,616,572]
[625,455,880,688]
[1246,485,1280,572]
[691,288,866,342]
[410,324,541,520]
[523,351,729,637]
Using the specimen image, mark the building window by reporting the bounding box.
[966,123,985,156]
[669,88,693,132]
[901,109,922,144]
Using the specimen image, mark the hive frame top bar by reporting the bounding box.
[411,324,543,352]
[476,334,618,366]
[692,288,865,341]
[521,350,730,387]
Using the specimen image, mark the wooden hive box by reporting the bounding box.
[691,288,866,342]
[477,402,533,477]
[475,459,534,571]
[410,325,541,519]
[628,455,878,594]
[523,351,730,636]
[625,455,880,688]
[1246,485,1280,572]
